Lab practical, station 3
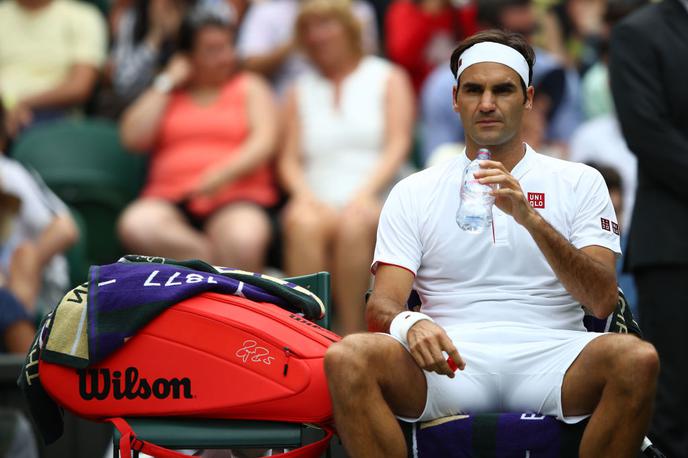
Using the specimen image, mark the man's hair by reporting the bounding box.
[450,29,535,98]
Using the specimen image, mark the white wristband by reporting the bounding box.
[389,311,434,345]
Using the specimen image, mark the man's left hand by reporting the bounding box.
[474,160,538,227]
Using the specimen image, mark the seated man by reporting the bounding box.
[325,30,658,458]
[0,0,106,137]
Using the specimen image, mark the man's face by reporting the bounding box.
[453,62,534,148]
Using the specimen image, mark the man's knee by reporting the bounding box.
[624,340,659,387]
[325,335,368,377]
[608,336,659,396]
[325,334,390,389]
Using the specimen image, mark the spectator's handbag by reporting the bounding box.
[19,258,340,458]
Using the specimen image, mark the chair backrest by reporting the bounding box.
[11,119,148,268]
[11,118,146,207]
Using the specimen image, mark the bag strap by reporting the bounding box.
[108,417,188,458]
[107,417,334,458]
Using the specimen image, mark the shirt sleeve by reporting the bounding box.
[569,166,622,255]
[2,160,68,238]
[68,3,107,68]
[371,179,423,275]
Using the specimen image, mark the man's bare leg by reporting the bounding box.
[325,333,427,458]
[562,334,659,457]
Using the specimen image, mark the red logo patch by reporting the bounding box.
[601,218,611,231]
[611,222,620,235]
[528,192,545,209]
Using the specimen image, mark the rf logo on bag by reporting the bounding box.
[236,340,276,365]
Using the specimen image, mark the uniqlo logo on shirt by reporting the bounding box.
[611,222,620,235]
[601,218,611,231]
[528,192,545,209]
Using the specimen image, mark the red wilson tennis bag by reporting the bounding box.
[39,292,340,457]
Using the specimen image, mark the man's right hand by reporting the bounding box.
[407,320,465,378]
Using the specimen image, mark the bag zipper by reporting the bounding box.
[212,295,339,347]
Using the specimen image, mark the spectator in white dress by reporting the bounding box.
[278,0,414,335]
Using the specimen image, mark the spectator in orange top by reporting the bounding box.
[384,0,476,92]
[118,2,279,273]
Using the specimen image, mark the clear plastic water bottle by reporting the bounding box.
[456,148,495,233]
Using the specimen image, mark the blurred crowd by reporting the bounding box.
[0,0,647,345]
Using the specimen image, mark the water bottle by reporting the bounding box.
[456,148,495,233]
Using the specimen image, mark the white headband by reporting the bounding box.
[455,41,530,86]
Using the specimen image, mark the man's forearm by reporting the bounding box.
[523,212,617,318]
[22,65,98,109]
[366,293,406,333]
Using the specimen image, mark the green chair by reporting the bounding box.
[112,272,333,458]
[64,207,90,286]
[11,118,147,282]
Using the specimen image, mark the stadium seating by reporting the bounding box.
[11,119,147,284]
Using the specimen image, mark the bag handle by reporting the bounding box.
[107,417,334,458]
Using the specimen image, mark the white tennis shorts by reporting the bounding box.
[385,322,605,424]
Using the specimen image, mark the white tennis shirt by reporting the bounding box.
[372,144,621,332]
